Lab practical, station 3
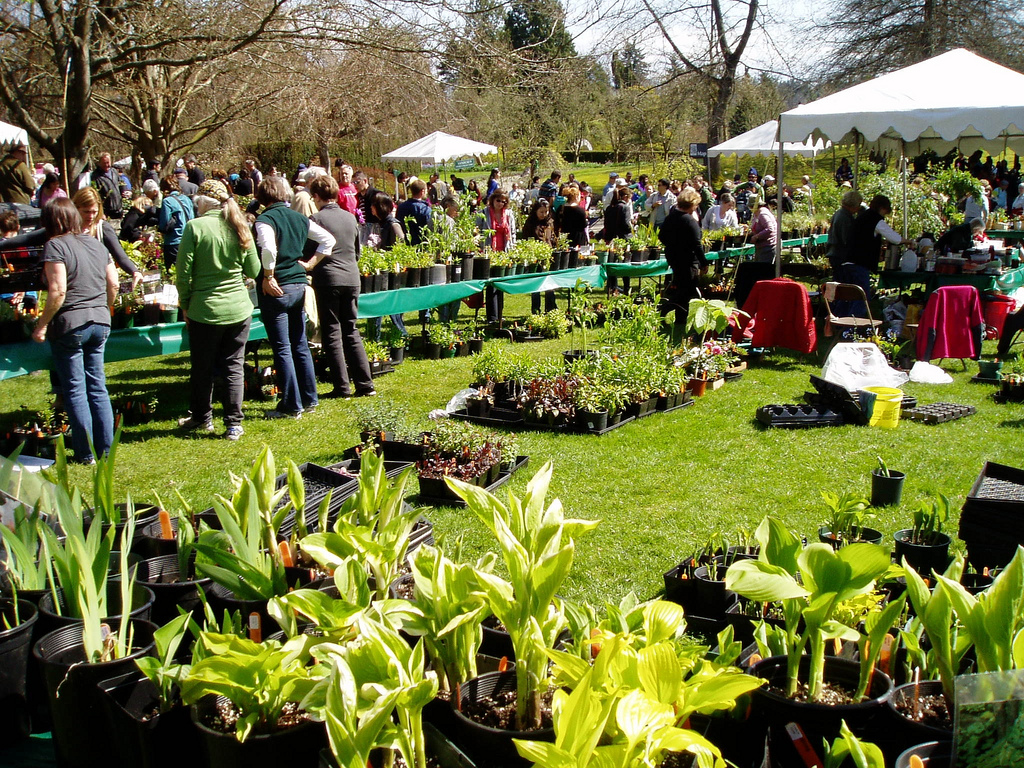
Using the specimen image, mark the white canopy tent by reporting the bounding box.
[0,121,28,148]
[773,48,1024,262]
[707,120,828,158]
[381,131,498,165]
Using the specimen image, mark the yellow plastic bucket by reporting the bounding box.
[863,386,903,428]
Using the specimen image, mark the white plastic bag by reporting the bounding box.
[821,343,910,390]
[909,361,953,384]
[444,388,481,413]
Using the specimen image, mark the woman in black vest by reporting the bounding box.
[844,194,908,316]
[254,176,336,418]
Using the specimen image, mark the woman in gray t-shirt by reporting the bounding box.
[31,199,118,463]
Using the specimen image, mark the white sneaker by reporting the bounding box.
[265,409,302,420]
[225,425,244,441]
[178,415,214,432]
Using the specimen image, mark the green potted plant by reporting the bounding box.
[426,322,458,359]
[818,489,883,547]
[381,317,407,363]
[0,595,38,741]
[894,493,952,575]
[725,517,898,745]
[871,456,906,507]
[444,462,597,752]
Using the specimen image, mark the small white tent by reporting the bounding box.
[381,131,498,165]
[707,120,828,158]
[0,121,28,149]
[779,49,1024,156]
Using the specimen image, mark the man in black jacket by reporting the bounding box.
[659,188,708,340]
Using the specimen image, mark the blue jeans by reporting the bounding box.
[367,314,406,340]
[50,322,114,461]
[833,264,872,319]
[258,283,318,413]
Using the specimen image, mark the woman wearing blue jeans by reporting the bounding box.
[31,199,118,463]
[254,176,336,419]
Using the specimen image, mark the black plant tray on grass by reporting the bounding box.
[274,463,357,536]
[326,457,416,480]
[416,456,530,507]
[756,404,845,428]
[901,402,976,424]
[808,375,869,425]
[451,399,692,435]
[959,462,1024,569]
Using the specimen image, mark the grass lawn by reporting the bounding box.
[3,290,1022,606]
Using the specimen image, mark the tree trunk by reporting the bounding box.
[707,81,731,182]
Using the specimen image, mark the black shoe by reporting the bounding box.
[354,389,378,398]
[324,389,353,399]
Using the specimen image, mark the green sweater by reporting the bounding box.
[176,210,260,325]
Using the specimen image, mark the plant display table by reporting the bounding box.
[877,264,1024,294]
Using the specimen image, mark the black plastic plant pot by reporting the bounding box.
[893,530,952,576]
[472,257,491,281]
[425,342,441,360]
[576,408,609,433]
[449,671,554,768]
[871,469,906,507]
[0,598,38,742]
[205,583,276,640]
[37,583,155,638]
[961,572,994,594]
[748,655,894,748]
[139,554,212,626]
[390,346,405,364]
[322,722,478,768]
[97,671,201,768]
[692,565,737,617]
[662,561,702,610]
[192,694,327,768]
[133,516,181,560]
[468,338,484,354]
[895,741,953,768]
[479,620,514,660]
[817,525,886,550]
[34,620,157,768]
[884,680,953,761]
[86,503,161,546]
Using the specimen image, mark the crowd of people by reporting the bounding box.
[4,137,1023,459]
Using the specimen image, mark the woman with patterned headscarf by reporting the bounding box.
[175,179,261,440]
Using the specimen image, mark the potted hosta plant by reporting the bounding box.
[444,463,598,766]
[894,493,952,575]
[818,489,883,548]
[181,632,327,768]
[725,517,898,746]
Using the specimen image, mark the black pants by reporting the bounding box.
[998,306,1024,356]
[164,242,179,269]
[659,278,696,328]
[188,317,249,427]
[531,291,556,314]
[485,286,504,324]
[315,284,374,394]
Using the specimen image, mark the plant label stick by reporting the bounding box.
[248,612,262,643]
[879,634,895,675]
[158,509,173,540]
[785,722,823,768]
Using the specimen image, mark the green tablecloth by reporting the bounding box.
[0,235,833,380]
[877,265,1024,294]
[0,316,269,381]
[986,229,1024,243]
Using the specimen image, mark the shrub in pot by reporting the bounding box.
[726,517,900,745]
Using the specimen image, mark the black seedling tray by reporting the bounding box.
[756,404,845,428]
[971,375,1001,385]
[325,457,415,480]
[809,375,868,425]
[901,403,976,424]
[415,455,530,507]
[275,463,357,536]
[959,462,1024,569]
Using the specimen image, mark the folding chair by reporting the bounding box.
[820,282,883,338]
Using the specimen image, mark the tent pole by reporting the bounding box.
[775,116,784,276]
[853,131,860,190]
[901,142,908,239]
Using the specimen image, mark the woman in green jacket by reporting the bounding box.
[175,180,261,440]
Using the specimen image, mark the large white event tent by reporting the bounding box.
[381,131,498,166]
[773,48,1024,257]
[0,121,28,149]
[707,120,828,158]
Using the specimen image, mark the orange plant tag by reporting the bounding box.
[158,510,174,540]
[278,540,294,568]
[498,656,509,673]
[248,612,262,643]
[909,756,925,768]
[785,722,823,768]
